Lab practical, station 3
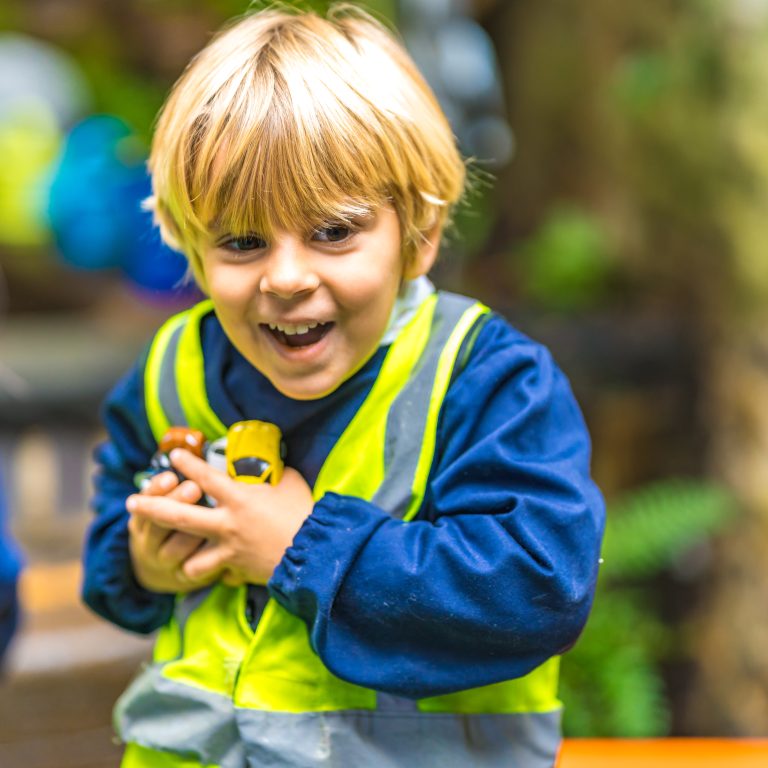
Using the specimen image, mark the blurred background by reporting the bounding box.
[1,0,767,764]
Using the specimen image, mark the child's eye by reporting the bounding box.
[312,225,353,244]
[222,234,267,252]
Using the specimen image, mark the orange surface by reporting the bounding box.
[18,560,82,612]
[558,739,768,767]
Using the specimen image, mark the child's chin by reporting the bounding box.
[268,371,345,401]
[265,369,351,400]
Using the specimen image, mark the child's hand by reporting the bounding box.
[128,470,210,593]
[126,450,314,586]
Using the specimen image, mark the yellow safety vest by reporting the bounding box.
[116,291,562,768]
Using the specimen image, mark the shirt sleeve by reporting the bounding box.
[0,470,22,664]
[0,468,22,587]
[269,315,606,698]
[81,353,175,634]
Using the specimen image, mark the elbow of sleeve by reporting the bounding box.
[559,602,594,655]
[544,497,605,654]
[542,579,598,656]
[81,570,171,636]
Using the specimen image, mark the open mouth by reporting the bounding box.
[261,321,334,348]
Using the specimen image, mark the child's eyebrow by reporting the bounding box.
[205,213,261,235]
[315,207,377,225]
[203,196,384,242]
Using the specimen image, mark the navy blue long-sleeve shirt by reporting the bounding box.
[82,307,604,698]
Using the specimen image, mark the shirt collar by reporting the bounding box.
[380,276,436,346]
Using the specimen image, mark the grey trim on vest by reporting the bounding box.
[453,311,492,386]
[372,292,478,519]
[375,692,420,712]
[176,586,215,634]
[158,321,187,428]
[236,707,561,768]
[116,664,245,768]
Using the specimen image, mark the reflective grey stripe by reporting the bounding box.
[235,707,561,768]
[176,586,215,636]
[373,292,479,519]
[158,321,187,428]
[375,691,419,712]
[155,314,223,647]
[116,664,245,768]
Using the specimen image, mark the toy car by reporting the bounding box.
[225,420,285,485]
[133,426,205,489]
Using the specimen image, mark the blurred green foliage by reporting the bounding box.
[448,168,495,258]
[515,206,614,312]
[560,480,736,736]
[613,52,670,119]
[606,1,768,316]
[483,0,768,325]
[1,0,397,141]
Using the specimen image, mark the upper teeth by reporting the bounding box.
[268,320,323,335]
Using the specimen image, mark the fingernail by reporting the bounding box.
[169,449,184,463]
[126,496,137,512]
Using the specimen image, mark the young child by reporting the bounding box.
[83,6,605,767]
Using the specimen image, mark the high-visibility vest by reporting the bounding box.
[116,291,562,768]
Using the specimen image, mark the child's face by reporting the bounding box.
[201,205,433,400]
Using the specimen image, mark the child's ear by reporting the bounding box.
[404,223,442,280]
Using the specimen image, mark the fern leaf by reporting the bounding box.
[600,480,735,580]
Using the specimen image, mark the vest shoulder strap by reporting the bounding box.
[143,299,226,444]
[381,291,490,520]
[314,291,490,520]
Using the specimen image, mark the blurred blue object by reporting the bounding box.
[0,468,22,670]
[401,0,514,167]
[120,173,191,295]
[47,114,191,296]
[48,115,138,270]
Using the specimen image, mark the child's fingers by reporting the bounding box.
[128,481,204,556]
[128,513,170,552]
[158,530,205,566]
[127,512,146,537]
[141,471,179,496]
[182,543,228,582]
[127,493,222,537]
[169,449,236,500]
[145,522,172,551]
[169,479,204,504]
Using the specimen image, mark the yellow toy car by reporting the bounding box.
[225,420,285,485]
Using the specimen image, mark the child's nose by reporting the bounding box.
[258,240,320,298]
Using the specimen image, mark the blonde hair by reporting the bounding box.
[147,3,466,286]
